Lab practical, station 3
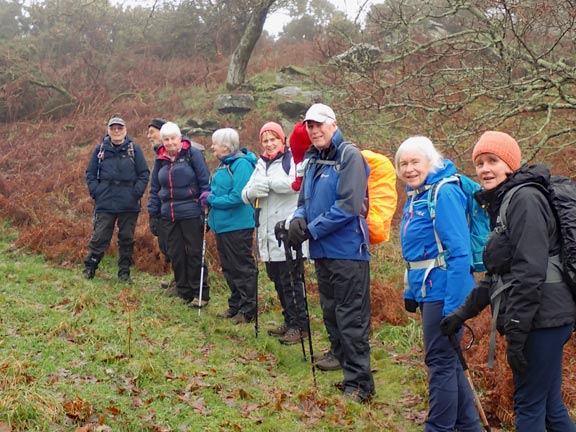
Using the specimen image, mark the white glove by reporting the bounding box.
[247,180,270,199]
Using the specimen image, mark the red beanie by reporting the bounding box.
[472,131,522,171]
[289,122,311,165]
[259,122,286,144]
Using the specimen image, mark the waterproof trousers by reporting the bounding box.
[163,217,208,302]
[265,261,308,331]
[84,212,138,277]
[315,259,374,399]
[512,323,576,432]
[421,301,481,432]
[215,229,257,318]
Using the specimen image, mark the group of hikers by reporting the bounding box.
[82,104,575,431]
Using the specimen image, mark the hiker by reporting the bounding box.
[441,131,576,432]
[147,122,211,306]
[396,136,480,431]
[201,128,258,324]
[83,116,150,282]
[241,121,309,344]
[288,103,374,403]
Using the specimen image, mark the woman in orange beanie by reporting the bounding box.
[441,131,576,431]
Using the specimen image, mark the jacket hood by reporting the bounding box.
[222,147,257,165]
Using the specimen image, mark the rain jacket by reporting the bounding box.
[293,129,370,261]
[455,164,575,334]
[401,159,474,316]
[207,148,257,234]
[86,135,150,214]
[147,139,210,221]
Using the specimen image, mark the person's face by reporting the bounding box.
[260,131,284,155]
[305,120,337,150]
[163,134,182,156]
[474,153,513,190]
[398,151,432,189]
[211,141,230,160]
[147,126,162,148]
[108,124,127,145]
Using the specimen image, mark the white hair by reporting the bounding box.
[212,128,240,154]
[160,122,181,139]
[394,136,444,176]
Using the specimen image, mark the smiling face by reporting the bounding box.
[397,151,432,189]
[305,120,337,151]
[162,134,182,156]
[474,153,513,190]
[108,124,127,145]
[260,131,284,156]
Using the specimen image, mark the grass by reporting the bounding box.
[0,224,430,431]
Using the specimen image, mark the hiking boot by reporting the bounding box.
[160,279,175,290]
[83,268,95,280]
[267,324,288,337]
[118,273,132,283]
[334,381,345,392]
[343,388,371,404]
[190,298,209,308]
[314,351,341,371]
[230,312,254,325]
[279,328,309,345]
[163,283,179,297]
[217,308,238,319]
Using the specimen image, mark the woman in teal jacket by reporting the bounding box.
[201,128,258,324]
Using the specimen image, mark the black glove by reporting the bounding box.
[506,331,528,375]
[440,313,464,336]
[404,299,419,313]
[149,216,160,237]
[274,219,289,247]
[288,217,310,246]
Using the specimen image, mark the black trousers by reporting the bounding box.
[315,258,374,398]
[215,229,257,317]
[84,212,138,275]
[265,261,308,331]
[162,217,208,302]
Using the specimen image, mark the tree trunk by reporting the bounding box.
[226,0,276,90]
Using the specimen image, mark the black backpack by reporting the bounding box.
[499,176,576,292]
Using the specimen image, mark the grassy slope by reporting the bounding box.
[0,223,431,431]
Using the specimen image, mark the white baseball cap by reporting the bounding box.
[303,103,336,123]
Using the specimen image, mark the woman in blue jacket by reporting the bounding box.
[147,122,211,305]
[201,128,258,324]
[396,136,480,432]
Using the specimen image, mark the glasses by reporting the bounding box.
[109,125,125,132]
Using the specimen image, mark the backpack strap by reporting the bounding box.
[281,148,292,175]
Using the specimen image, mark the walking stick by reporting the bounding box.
[449,334,491,431]
[253,198,260,338]
[197,207,208,317]
[276,226,307,361]
[295,245,317,387]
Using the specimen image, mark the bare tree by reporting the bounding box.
[226,0,277,90]
[330,0,576,168]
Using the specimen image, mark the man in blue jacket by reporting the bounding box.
[84,116,150,282]
[288,104,374,403]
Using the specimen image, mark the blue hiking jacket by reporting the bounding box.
[147,139,211,221]
[293,129,370,261]
[400,159,474,316]
[86,135,150,214]
[207,148,257,234]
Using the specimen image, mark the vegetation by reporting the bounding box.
[1,0,576,430]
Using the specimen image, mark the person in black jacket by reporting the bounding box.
[147,122,211,306]
[441,131,576,432]
[84,116,150,282]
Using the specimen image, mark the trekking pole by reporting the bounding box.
[295,246,316,387]
[276,225,307,361]
[449,334,491,432]
[197,207,208,317]
[253,198,260,338]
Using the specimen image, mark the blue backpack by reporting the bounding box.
[428,174,490,273]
